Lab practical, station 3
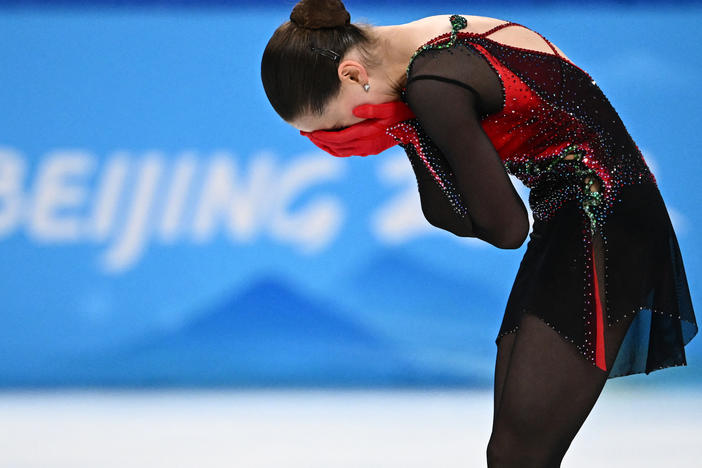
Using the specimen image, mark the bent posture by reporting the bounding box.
[261,1,699,466]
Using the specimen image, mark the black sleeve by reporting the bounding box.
[403,43,530,249]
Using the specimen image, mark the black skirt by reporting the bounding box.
[496,180,698,378]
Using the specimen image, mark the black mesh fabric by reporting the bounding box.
[402,45,530,249]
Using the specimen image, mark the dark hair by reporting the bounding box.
[260,0,379,123]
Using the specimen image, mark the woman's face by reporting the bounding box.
[288,58,384,133]
[289,82,366,133]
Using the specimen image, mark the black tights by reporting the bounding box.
[488,232,637,467]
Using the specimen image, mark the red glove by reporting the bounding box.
[299,101,416,157]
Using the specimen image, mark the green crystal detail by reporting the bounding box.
[504,143,605,236]
[449,14,467,32]
[404,15,468,79]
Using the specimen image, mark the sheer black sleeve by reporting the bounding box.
[403,43,529,249]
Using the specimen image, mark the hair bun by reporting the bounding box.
[290,0,351,30]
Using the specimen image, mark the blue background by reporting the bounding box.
[0,0,700,389]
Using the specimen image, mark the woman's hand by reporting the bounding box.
[299,101,416,157]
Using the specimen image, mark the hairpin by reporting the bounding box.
[311,46,341,63]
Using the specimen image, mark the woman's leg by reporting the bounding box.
[487,230,637,467]
[493,331,517,427]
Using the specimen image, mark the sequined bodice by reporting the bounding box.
[387,15,656,235]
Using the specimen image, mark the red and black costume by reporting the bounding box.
[387,15,697,377]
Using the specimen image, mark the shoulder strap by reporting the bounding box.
[478,21,562,58]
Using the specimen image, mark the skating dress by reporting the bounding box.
[386,14,698,377]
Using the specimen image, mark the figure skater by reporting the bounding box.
[261,1,698,466]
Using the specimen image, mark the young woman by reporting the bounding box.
[261,0,699,466]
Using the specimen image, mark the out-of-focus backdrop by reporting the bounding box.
[1,0,700,466]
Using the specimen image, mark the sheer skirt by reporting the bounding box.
[496,181,698,378]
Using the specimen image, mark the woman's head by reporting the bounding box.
[261,0,396,132]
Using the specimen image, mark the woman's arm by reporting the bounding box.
[406,147,478,237]
[404,48,529,249]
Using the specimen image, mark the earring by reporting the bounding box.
[363,83,370,92]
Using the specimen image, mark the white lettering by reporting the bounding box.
[191,151,275,243]
[88,153,129,241]
[0,146,355,273]
[158,152,198,243]
[0,146,25,237]
[370,153,432,243]
[101,153,164,272]
[29,150,94,242]
[269,152,345,254]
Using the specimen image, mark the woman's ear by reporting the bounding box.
[337,59,368,87]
